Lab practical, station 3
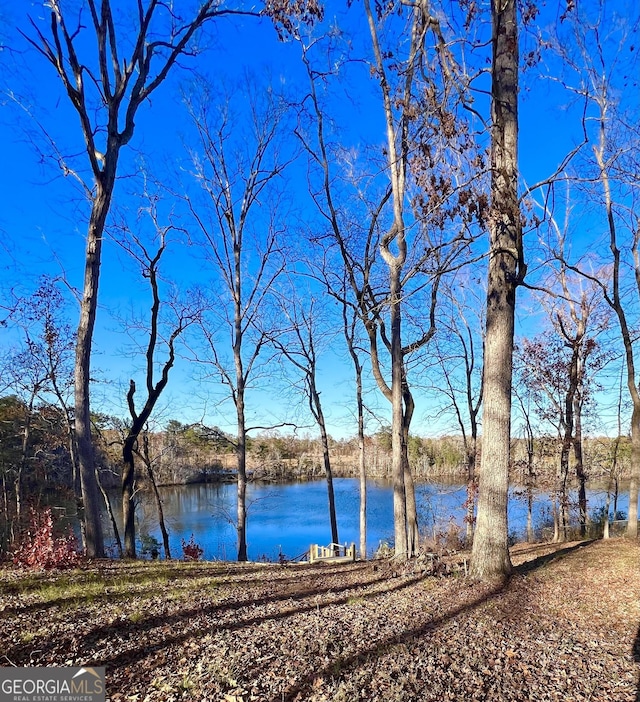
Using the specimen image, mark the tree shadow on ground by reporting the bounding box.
[275,539,601,702]
[273,579,506,701]
[512,539,595,574]
[8,564,424,670]
[1,560,372,616]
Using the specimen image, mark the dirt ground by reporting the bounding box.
[1,538,638,701]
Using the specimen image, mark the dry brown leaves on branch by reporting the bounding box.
[0,539,638,701]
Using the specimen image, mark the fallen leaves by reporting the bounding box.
[0,539,638,701]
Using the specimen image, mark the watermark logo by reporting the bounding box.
[0,667,105,702]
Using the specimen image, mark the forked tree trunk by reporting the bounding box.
[470,0,520,581]
[121,243,184,560]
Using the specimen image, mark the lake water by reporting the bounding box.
[102,478,629,561]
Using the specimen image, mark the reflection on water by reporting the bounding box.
[102,478,629,561]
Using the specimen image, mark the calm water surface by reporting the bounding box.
[103,478,628,560]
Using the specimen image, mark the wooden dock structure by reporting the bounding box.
[309,542,357,564]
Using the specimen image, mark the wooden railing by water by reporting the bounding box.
[309,542,356,564]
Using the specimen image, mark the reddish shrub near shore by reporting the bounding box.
[181,534,204,561]
[12,508,81,570]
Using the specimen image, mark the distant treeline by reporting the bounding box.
[98,419,631,488]
[0,395,630,537]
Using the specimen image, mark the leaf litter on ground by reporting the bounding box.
[1,538,638,701]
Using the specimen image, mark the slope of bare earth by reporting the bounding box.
[0,539,638,701]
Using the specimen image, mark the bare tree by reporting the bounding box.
[23,0,266,557]
[116,207,200,558]
[545,2,639,537]
[267,287,339,547]
[339,287,369,559]
[296,3,481,559]
[430,279,484,544]
[4,280,76,530]
[603,363,626,539]
[183,79,289,561]
[517,292,606,541]
[512,378,537,543]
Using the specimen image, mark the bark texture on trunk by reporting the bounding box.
[74,187,113,558]
[355,359,367,559]
[470,0,520,581]
[390,269,407,559]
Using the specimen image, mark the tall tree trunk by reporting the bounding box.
[356,365,367,560]
[147,465,171,559]
[390,267,408,559]
[75,187,113,558]
[470,0,520,581]
[526,488,534,543]
[234,221,249,562]
[402,385,418,556]
[594,106,639,539]
[573,406,587,536]
[68,419,86,552]
[603,486,611,540]
[525,427,534,543]
[552,493,560,543]
[236,384,248,562]
[559,437,571,542]
[466,448,477,545]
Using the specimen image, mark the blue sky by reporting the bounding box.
[0,0,637,440]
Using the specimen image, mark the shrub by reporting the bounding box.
[140,533,161,559]
[181,534,204,561]
[12,508,81,570]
